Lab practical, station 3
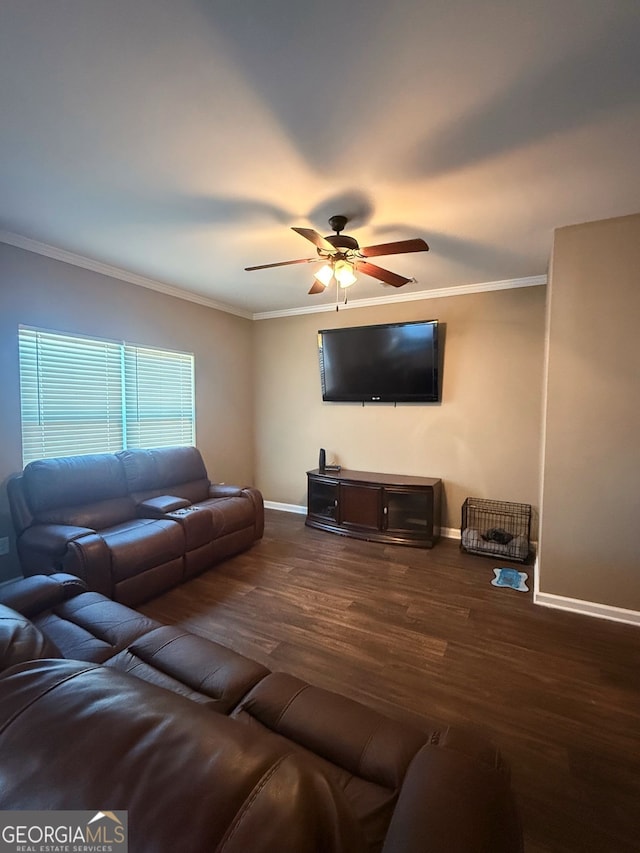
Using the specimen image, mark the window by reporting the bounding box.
[19,326,195,465]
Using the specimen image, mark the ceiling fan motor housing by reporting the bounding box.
[328,215,348,233]
[321,215,360,254]
[323,234,359,252]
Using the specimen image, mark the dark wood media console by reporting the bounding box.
[306,468,442,548]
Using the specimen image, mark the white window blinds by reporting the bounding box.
[124,344,195,449]
[19,327,195,466]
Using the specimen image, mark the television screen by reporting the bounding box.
[318,320,440,403]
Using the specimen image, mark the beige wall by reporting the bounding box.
[253,286,547,530]
[539,213,640,611]
[0,242,255,582]
[3,212,637,616]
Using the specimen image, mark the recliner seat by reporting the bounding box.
[117,446,263,578]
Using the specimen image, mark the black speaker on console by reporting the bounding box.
[319,448,326,472]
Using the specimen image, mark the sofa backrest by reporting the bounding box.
[22,453,136,530]
[0,659,365,852]
[14,447,214,533]
[117,446,211,503]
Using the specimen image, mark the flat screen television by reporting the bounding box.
[317,319,440,403]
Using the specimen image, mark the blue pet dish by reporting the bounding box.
[491,567,529,592]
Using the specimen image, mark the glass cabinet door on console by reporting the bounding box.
[384,489,433,541]
[307,477,339,522]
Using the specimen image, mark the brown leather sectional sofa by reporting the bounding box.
[0,573,523,853]
[8,445,264,605]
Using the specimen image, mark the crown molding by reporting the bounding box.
[1,229,546,322]
[0,230,253,320]
[252,274,547,320]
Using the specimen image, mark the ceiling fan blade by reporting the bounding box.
[359,238,429,258]
[291,227,336,253]
[308,279,326,295]
[244,257,316,271]
[355,261,412,288]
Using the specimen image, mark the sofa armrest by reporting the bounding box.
[7,474,32,537]
[16,524,113,599]
[241,487,265,540]
[0,573,87,618]
[381,742,523,853]
[19,523,96,556]
[16,524,97,577]
[208,484,244,498]
[62,534,113,598]
[207,485,264,539]
[136,495,191,518]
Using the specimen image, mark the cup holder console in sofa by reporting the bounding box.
[8,446,264,605]
[0,574,523,853]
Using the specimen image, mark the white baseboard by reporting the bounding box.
[441,526,460,540]
[534,591,640,627]
[264,501,307,515]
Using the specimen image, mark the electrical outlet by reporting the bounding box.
[0,537,9,556]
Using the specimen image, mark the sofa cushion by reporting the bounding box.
[184,496,257,537]
[31,591,160,664]
[165,505,213,549]
[35,496,138,530]
[107,625,270,711]
[24,451,138,529]
[23,453,130,514]
[0,604,60,670]
[232,672,429,852]
[234,672,428,787]
[164,498,257,554]
[118,446,210,502]
[100,518,185,582]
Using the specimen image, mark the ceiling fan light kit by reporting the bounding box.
[244,215,429,297]
[334,259,357,288]
[314,263,334,287]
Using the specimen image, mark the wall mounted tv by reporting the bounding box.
[318,319,440,403]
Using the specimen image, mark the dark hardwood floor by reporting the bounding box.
[140,510,640,853]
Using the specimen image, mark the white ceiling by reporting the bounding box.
[1,0,639,316]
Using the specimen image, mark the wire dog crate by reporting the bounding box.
[461,498,531,563]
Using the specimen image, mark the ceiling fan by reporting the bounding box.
[244,215,429,295]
